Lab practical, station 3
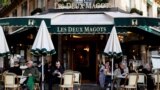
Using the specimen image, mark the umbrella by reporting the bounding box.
[0,26,10,57]
[31,20,56,90]
[104,26,122,79]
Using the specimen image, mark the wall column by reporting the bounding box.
[58,35,62,61]
[140,45,147,65]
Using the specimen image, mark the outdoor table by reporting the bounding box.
[20,65,27,75]
[17,75,27,78]
[19,65,28,84]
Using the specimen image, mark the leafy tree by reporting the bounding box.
[0,0,10,6]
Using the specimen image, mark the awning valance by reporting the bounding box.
[0,17,50,27]
[114,17,160,26]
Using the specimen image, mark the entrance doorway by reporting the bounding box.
[72,42,96,82]
[62,35,98,83]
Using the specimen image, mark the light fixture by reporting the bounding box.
[19,44,22,46]
[133,50,135,52]
[100,35,104,40]
[72,35,82,38]
[84,46,90,52]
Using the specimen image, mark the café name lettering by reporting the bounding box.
[56,3,113,9]
[57,26,107,33]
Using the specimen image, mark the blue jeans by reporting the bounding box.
[105,76,111,87]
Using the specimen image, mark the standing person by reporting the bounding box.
[23,60,40,90]
[104,61,111,88]
[113,63,121,89]
[142,63,154,90]
[44,61,54,90]
[53,60,64,85]
[99,63,105,89]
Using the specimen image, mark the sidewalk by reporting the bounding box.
[45,84,102,90]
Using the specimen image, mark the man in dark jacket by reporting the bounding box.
[8,61,22,75]
[44,61,54,90]
[52,60,64,84]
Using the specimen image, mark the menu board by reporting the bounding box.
[151,55,160,69]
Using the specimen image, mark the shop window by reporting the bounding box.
[157,7,160,17]
[147,3,152,17]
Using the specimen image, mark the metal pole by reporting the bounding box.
[158,70,159,90]
[111,58,114,79]
[42,56,44,90]
[111,58,114,90]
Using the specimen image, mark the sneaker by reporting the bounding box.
[108,83,111,86]
[106,88,110,90]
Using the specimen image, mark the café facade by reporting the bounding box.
[1,8,160,82]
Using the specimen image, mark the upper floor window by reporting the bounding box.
[21,1,27,16]
[12,9,17,16]
[37,0,45,10]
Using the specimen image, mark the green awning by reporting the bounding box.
[0,18,51,27]
[137,26,160,36]
[114,18,147,26]
[114,17,160,26]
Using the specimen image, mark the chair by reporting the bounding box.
[121,73,139,90]
[60,72,74,90]
[153,73,160,89]
[137,73,147,90]
[4,72,20,90]
[2,71,8,81]
[34,83,40,90]
[73,71,82,90]
[64,70,74,73]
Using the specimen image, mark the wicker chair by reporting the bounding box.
[60,72,74,90]
[121,72,139,90]
[137,73,147,90]
[153,73,160,90]
[4,72,20,90]
[73,71,82,90]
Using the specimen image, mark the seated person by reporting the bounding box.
[8,61,22,75]
[7,61,22,84]
[23,60,40,90]
[119,62,129,85]
[52,60,64,84]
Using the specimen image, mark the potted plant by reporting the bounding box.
[130,8,143,15]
